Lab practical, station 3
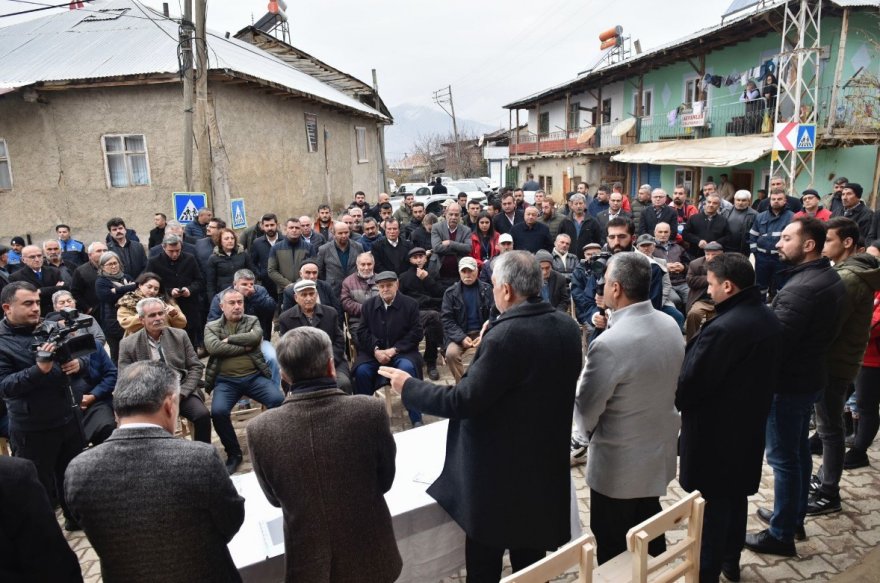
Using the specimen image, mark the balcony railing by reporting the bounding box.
[509,84,878,157]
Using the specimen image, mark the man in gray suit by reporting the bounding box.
[316,221,364,298]
[431,203,473,287]
[574,252,685,564]
[64,361,245,583]
[247,327,402,583]
[118,297,211,443]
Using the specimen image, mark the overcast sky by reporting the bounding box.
[1,0,739,127]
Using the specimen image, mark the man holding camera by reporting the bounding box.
[0,281,86,530]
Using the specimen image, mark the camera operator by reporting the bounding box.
[0,281,86,531]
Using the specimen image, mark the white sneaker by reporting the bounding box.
[570,438,587,467]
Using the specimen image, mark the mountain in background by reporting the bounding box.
[384,103,500,162]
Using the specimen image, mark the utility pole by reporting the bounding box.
[180,0,194,191]
[433,85,462,176]
[373,69,388,194]
[195,0,212,207]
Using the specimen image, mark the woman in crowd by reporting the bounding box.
[205,228,255,299]
[116,272,186,336]
[470,211,499,270]
[762,73,778,116]
[94,252,136,363]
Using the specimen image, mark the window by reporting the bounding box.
[601,98,612,124]
[304,113,318,153]
[0,139,12,190]
[675,168,695,199]
[684,78,701,107]
[355,127,368,163]
[102,134,150,188]
[538,112,550,135]
[631,89,653,117]
[568,102,581,130]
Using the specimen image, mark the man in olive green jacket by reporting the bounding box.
[810,218,880,515]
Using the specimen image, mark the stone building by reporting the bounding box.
[0,0,390,245]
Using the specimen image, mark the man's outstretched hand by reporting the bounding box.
[378,366,411,394]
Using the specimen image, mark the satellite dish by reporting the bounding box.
[576,127,597,144]
[478,135,485,147]
[612,118,637,137]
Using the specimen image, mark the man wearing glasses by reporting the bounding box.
[9,245,66,316]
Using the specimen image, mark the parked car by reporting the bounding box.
[395,182,429,195]
[447,180,488,200]
[390,194,456,217]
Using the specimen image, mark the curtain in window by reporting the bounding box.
[106,153,128,187]
[0,161,10,189]
[129,154,149,185]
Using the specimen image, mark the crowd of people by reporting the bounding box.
[0,175,878,583]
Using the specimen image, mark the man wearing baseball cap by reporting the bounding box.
[479,233,514,286]
[441,257,495,383]
[7,236,25,271]
[794,189,831,222]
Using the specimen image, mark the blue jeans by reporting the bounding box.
[765,391,820,542]
[211,373,284,456]
[754,253,787,297]
[261,340,281,388]
[354,356,422,425]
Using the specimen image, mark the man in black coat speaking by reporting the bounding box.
[676,253,782,583]
[380,251,582,582]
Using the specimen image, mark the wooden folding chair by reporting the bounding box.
[594,490,706,583]
[501,533,596,583]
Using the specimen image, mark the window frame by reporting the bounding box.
[355,126,368,163]
[0,138,12,191]
[601,98,612,124]
[568,101,581,131]
[684,77,701,107]
[101,133,151,189]
[305,113,319,153]
[538,111,550,135]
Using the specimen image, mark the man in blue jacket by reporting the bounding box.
[749,190,794,299]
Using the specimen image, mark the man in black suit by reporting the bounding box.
[493,192,524,235]
[352,271,423,426]
[70,241,107,316]
[278,279,352,393]
[106,217,147,277]
[683,193,732,257]
[145,234,204,348]
[381,251,582,581]
[64,361,245,582]
[638,188,679,236]
[9,245,66,315]
[372,219,413,274]
[0,456,83,582]
[677,253,782,582]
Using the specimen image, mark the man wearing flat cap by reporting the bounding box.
[278,279,352,393]
[353,271,425,427]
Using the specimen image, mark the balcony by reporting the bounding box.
[509,84,878,158]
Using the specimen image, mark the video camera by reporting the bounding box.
[31,308,97,363]
[584,252,612,296]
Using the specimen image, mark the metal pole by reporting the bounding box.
[373,68,387,194]
[448,85,462,176]
[181,0,194,191]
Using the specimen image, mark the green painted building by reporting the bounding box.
[504,0,879,205]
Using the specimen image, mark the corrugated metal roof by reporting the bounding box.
[504,0,876,109]
[0,0,387,120]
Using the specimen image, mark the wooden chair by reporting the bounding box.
[500,533,596,583]
[594,490,705,583]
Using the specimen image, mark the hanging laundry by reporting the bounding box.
[708,75,723,88]
[740,73,749,86]
[703,73,713,87]
[759,59,776,78]
[724,73,740,87]
[667,109,678,127]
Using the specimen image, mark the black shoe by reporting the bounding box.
[844,448,870,470]
[721,562,741,582]
[756,507,806,541]
[809,473,821,494]
[805,491,842,516]
[744,529,797,557]
[63,518,82,532]
[426,364,440,381]
[809,432,823,455]
[225,454,243,475]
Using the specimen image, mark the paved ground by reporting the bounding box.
[62,357,880,582]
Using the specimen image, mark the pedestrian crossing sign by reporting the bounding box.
[173,192,207,224]
[796,124,816,151]
[230,198,247,230]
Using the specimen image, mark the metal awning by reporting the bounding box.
[610,135,772,167]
